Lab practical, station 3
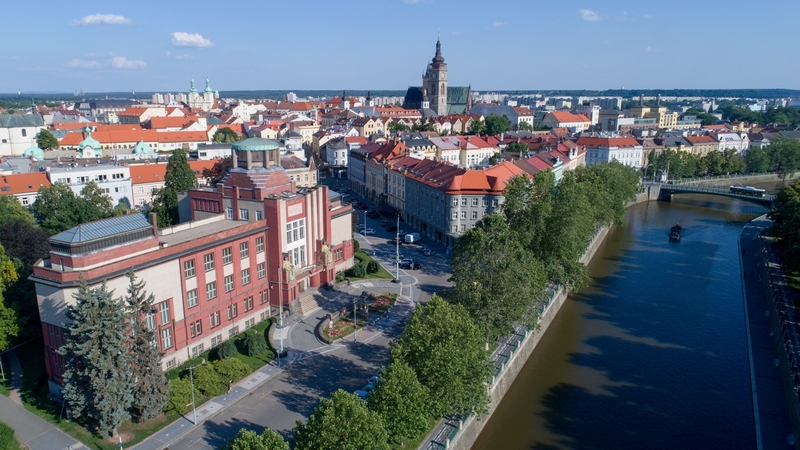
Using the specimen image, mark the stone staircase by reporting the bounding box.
[297,293,323,316]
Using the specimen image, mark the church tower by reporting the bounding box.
[424,39,448,116]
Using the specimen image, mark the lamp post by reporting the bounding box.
[277,264,284,356]
[647,163,655,182]
[395,215,400,280]
[353,299,358,343]
[187,363,202,425]
[363,209,368,245]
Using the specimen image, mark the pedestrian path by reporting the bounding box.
[0,350,88,450]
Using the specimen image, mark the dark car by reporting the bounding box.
[367,210,380,219]
[387,225,398,232]
[400,260,421,270]
[390,237,404,245]
[357,203,369,210]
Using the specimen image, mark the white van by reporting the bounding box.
[404,232,421,244]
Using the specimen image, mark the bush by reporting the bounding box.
[353,239,360,253]
[367,260,379,274]
[166,377,193,414]
[349,264,366,278]
[336,272,345,282]
[213,358,251,383]
[217,339,239,359]
[194,364,226,396]
[243,333,269,357]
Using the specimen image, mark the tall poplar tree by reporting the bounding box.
[125,272,169,422]
[60,280,133,436]
[151,148,198,227]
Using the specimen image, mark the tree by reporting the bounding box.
[31,183,78,235]
[745,146,770,173]
[36,129,58,150]
[151,149,198,227]
[202,156,232,186]
[213,128,241,143]
[294,389,389,450]
[390,296,492,418]
[60,280,133,436]
[368,360,431,446]
[124,272,169,422]
[165,377,193,415]
[448,214,548,344]
[516,121,533,132]
[75,181,114,221]
[507,142,528,156]
[387,121,410,134]
[471,119,487,136]
[0,196,35,226]
[224,428,289,450]
[243,332,268,357]
[769,137,800,180]
[412,118,435,132]
[0,245,20,352]
[484,114,510,136]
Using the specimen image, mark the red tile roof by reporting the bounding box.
[575,136,641,149]
[685,135,717,144]
[0,172,50,195]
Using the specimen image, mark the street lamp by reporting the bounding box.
[188,360,206,425]
[647,163,656,182]
[395,215,400,280]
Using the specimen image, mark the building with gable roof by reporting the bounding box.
[0,172,50,206]
[577,135,644,168]
[0,114,46,156]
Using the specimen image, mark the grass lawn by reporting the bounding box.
[348,250,395,281]
[13,318,276,449]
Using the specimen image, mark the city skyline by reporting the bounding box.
[2,0,799,93]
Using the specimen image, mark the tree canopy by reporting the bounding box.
[388,121,410,134]
[390,295,492,418]
[367,360,431,446]
[213,128,242,143]
[223,428,289,450]
[60,280,133,436]
[0,245,20,352]
[31,181,115,235]
[769,179,800,274]
[294,389,389,450]
[0,195,35,226]
[484,114,510,136]
[150,148,198,227]
[203,156,232,186]
[36,129,59,150]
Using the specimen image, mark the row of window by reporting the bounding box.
[225,208,264,221]
[452,210,481,221]
[451,197,498,208]
[183,239,264,279]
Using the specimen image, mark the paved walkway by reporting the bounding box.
[0,349,88,450]
[740,215,794,449]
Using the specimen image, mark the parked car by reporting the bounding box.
[423,248,434,256]
[387,225,397,232]
[381,220,391,227]
[367,210,380,219]
[357,203,369,210]
[390,238,404,245]
[400,259,422,270]
[362,228,375,235]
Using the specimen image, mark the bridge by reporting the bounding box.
[646,182,776,208]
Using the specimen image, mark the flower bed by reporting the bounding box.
[369,293,397,312]
[323,318,360,340]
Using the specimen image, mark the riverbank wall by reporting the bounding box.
[422,224,612,450]
[675,172,800,188]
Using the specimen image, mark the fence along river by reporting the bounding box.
[471,187,781,450]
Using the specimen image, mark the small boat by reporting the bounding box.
[669,223,682,242]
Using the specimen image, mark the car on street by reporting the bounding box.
[390,237,404,245]
[423,248,434,256]
[357,203,369,210]
[400,259,422,270]
[381,220,391,227]
[387,225,397,232]
[367,210,380,219]
[362,228,375,235]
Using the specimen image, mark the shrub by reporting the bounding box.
[194,364,226,396]
[349,264,366,278]
[353,239,360,253]
[367,260,379,274]
[165,377,193,414]
[0,421,20,450]
[243,333,269,357]
[217,339,239,359]
[213,358,251,383]
[336,272,345,282]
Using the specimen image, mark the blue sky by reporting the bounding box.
[3,0,799,93]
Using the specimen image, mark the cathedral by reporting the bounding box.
[187,76,219,111]
[403,39,472,116]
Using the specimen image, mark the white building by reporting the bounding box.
[712,132,749,153]
[325,138,348,167]
[0,114,46,156]
[47,165,133,207]
[577,135,643,169]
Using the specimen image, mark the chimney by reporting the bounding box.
[148,212,159,235]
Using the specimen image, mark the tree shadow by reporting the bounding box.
[270,389,323,419]
[202,416,264,449]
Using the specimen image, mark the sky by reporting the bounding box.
[2,0,799,94]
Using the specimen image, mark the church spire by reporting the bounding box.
[432,38,445,64]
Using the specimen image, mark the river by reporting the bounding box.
[472,185,784,450]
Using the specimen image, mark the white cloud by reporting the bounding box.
[579,9,601,21]
[492,22,508,27]
[166,51,193,60]
[74,14,132,25]
[110,56,147,69]
[64,59,102,69]
[171,32,213,48]
[451,31,461,36]
[403,0,421,3]
[645,46,658,52]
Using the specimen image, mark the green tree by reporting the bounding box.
[701,150,725,175]
[769,180,800,273]
[387,121,410,134]
[390,296,492,418]
[60,280,133,436]
[449,214,547,344]
[769,137,800,180]
[36,129,59,150]
[243,332,268,357]
[484,114,510,136]
[0,245,20,352]
[507,141,528,155]
[471,119,487,136]
[151,149,198,227]
[125,272,169,422]
[745,146,770,173]
[412,118,435,132]
[31,182,78,235]
[76,181,114,221]
[0,196,35,226]
[165,377,193,415]
[213,128,241,143]
[194,363,226,396]
[722,148,746,174]
[516,121,533,131]
[203,156,232,186]
[368,360,431,446]
[294,389,389,450]
[223,428,289,450]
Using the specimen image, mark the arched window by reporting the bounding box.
[441,83,445,93]
[21,129,27,137]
